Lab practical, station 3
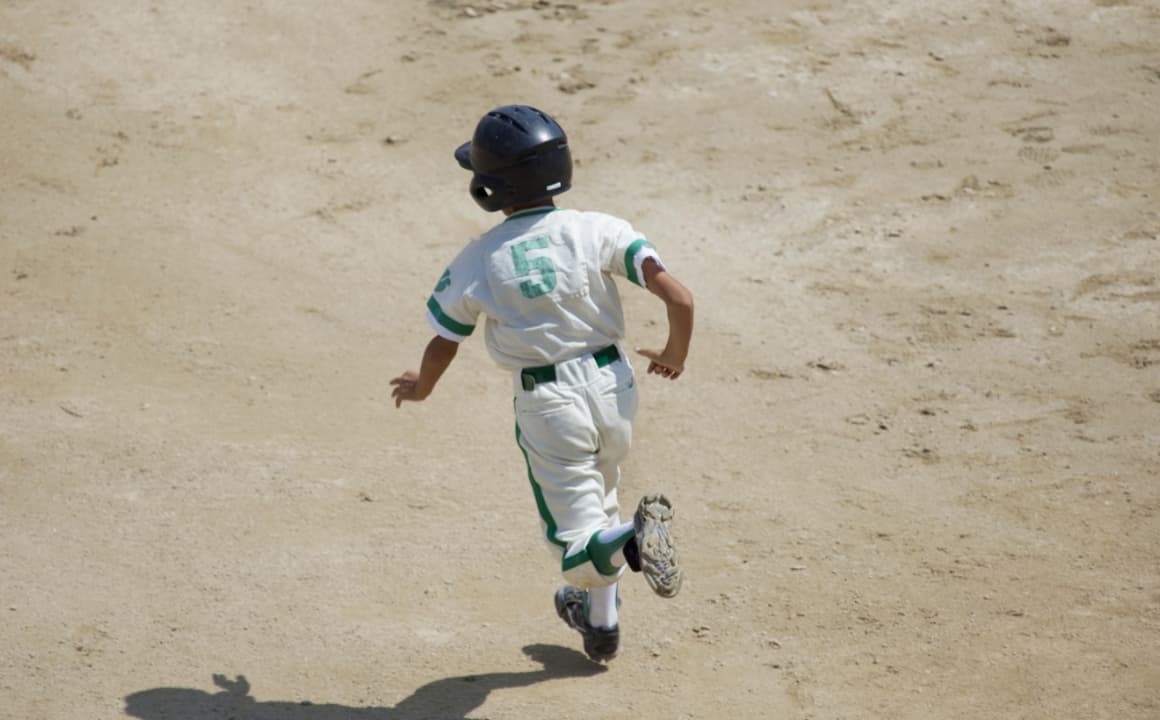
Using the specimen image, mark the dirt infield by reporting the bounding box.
[2,1,1157,718]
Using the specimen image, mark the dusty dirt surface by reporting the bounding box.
[2,1,1158,718]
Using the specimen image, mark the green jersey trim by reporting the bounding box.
[624,238,654,286]
[505,206,559,222]
[427,296,475,336]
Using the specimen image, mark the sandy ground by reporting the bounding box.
[2,1,1159,718]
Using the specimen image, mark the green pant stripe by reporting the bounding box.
[516,422,592,572]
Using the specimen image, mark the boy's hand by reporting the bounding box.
[635,348,684,380]
[390,370,429,407]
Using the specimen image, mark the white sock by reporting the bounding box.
[587,583,619,629]
[592,521,635,570]
[595,521,635,545]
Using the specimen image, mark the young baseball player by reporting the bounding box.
[390,104,694,662]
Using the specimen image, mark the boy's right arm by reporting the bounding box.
[635,257,694,380]
[390,335,460,407]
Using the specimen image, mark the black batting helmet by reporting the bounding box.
[454,105,572,212]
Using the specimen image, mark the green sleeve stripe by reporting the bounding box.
[624,238,652,287]
[427,296,475,336]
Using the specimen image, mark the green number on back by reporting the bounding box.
[511,237,557,299]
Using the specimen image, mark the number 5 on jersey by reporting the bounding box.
[511,237,558,299]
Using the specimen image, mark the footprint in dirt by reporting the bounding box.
[0,42,35,69]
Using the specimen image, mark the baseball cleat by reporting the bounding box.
[633,494,682,598]
[554,585,619,662]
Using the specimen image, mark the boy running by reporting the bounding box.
[391,104,694,662]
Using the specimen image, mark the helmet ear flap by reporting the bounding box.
[470,174,508,212]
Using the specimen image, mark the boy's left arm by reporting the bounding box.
[390,335,460,407]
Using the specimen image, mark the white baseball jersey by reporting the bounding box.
[425,205,664,588]
[425,207,663,370]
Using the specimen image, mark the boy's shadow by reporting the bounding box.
[124,644,604,720]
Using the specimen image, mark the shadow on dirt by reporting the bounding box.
[123,643,605,720]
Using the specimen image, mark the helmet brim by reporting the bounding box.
[454,141,473,170]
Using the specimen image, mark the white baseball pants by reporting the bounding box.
[513,346,638,588]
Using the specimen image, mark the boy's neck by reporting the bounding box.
[503,199,557,217]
